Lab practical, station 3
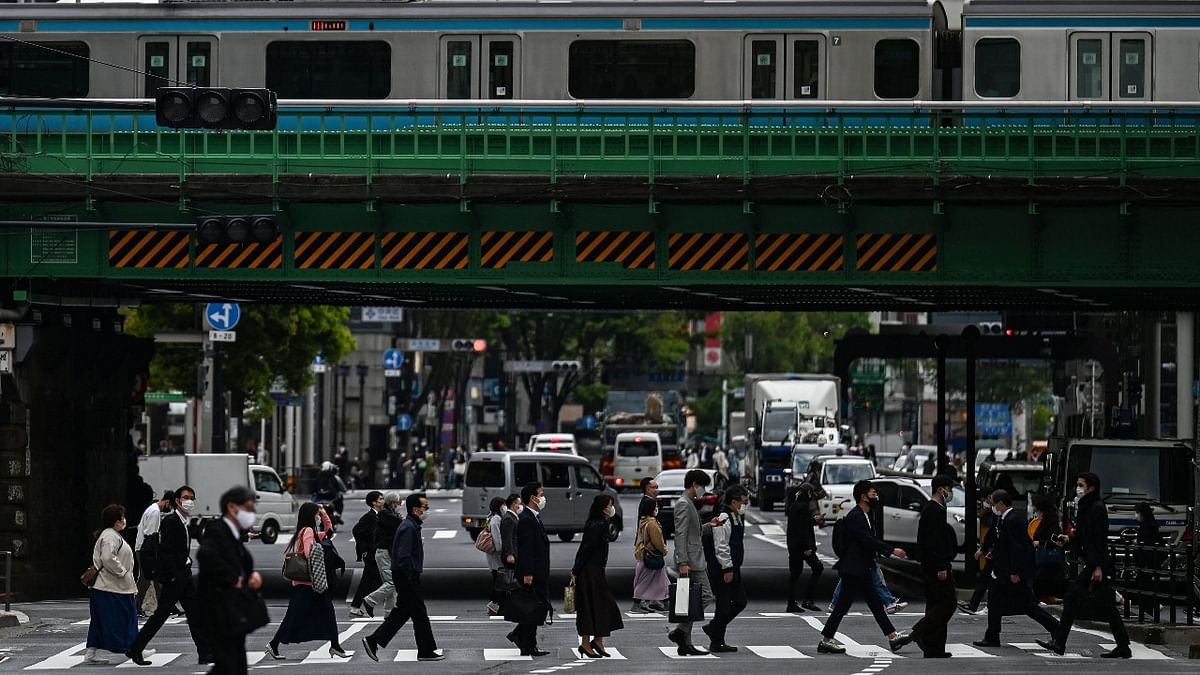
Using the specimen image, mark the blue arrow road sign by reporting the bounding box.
[206,303,241,331]
[383,349,404,369]
[313,355,326,366]
[396,413,414,431]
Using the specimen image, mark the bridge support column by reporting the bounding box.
[1144,315,1162,437]
[962,326,979,585]
[1176,313,1195,440]
[934,334,949,477]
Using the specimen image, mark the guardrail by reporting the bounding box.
[1109,538,1196,626]
[0,550,11,612]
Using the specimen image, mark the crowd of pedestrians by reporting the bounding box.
[82,464,1144,673]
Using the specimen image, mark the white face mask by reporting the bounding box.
[537,495,547,510]
[1075,486,1086,498]
[735,503,746,515]
[515,504,524,515]
[417,510,429,522]
[235,508,256,530]
[992,505,1004,517]
[941,489,953,505]
[500,505,509,515]
[180,499,195,514]
[314,516,322,529]
[604,505,616,518]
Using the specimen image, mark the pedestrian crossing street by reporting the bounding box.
[9,611,1173,670]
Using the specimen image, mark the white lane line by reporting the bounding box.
[300,622,366,664]
[1099,643,1171,660]
[1009,642,1085,658]
[116,653,181,668]
[746,645,811,659]
[798,616,901,659]
[483,648,531,661]
[656,647,717,659]
[393,649,418,662]
[758,524,785,536]
[432,530,457,540]
[24,642,86,670]
[945,643,997,658]
[752,533,788,550]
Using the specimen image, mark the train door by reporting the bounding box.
[438,35,520,99]
[1069,32,1151,100]
[137,36,217,96]
[743,34,825,99]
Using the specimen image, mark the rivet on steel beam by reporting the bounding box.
[932,200,944,215]
[549,200,561,214]
[742,201,755,215]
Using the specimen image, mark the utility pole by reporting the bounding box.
[211,342,225,452]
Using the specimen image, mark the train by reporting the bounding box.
[0,1,1196,106]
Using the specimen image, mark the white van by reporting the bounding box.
[525,433,578,455]
[611,432,662,491]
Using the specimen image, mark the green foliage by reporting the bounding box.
[571,382,610,415]
[721,312,871,373]
[124,304,355,418]
[689,386,725,438]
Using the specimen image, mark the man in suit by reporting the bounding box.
[819,480,911,655]
[973,489,1059,649]
[362,493,444,662]
[667,469,714,656]
[511,482,550,657]
[197,486,262,675]
[127,485,209,665]
[910,474,958,658]
[1039,472,1131,659]
[350,491,385,618]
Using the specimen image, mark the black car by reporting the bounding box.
[651,469,721,538]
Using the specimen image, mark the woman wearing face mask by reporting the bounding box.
[485,497,506,615]
[266,503,348,660]
[84,505,138,665]
[571,495,624,658]
[632,493,669,613]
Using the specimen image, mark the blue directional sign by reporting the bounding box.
[395,413,414,431]
[313,355,326,366]
[206,303,241,331]
[383,349,404,370]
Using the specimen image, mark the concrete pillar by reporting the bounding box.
[1145,315,1161,437]
[1176,312,1195,439]
[304,385,316,466]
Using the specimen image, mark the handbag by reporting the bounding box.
[216,586,270,637]
[504,585,550,625]
[668,577,704,623]
[309,535,329,594]
[643,549,666,570]
[282,538,311,582]
[563,578,576,614]
[495,567,519,592]
[82,534,122,588]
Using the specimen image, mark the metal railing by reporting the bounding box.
[0,550,11,612]
[1109,538,1197,626]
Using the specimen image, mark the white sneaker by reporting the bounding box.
[82,649,110,665]
[885,601,908,614]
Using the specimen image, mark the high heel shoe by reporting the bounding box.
[577,645,602,659]
[589,641,611,657]
[328,645,349,659]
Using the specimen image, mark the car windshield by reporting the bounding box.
[655,472,686,490]
[822,462,874,485]
[792,452,821,474]
[761,409,797,442]
[1068,444,1192,504]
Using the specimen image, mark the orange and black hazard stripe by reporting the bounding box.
[107,229,189,269]
[754,233,844,272]
[293,231,376,270]
[667,233,749,271]
[194,239,283,270]
[380,231,469,270]
[480,231,554,269]
[575,231,655,270]
[855,233,938,272]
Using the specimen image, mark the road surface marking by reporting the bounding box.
[432,530,457,540]
[656,647,717,659]
[24,642,86,670]
[116,653,181,668]
[746,645,810,659]
[484,648,531,661]
[798,616,902,659]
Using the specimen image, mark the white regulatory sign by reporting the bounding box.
[209,330,237,343]
[0,323,13,349]
[0,350,12,374]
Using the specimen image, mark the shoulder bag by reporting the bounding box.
[282,531,311,582]
[309,534,329,594]
[82,535,122,588]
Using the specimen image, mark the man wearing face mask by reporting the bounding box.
[1038,473,1131,659]
[512,482,551,656]
[135,490,174,617]
[667,469,715,656]
[198,486,263,675]
[909,475,958,658]
[702,485,750,653]
[350,491,385,618]
[364,492,404,617]
[973,490,1059,650]
[127,486,209,666]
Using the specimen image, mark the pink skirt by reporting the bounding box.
[632,560,669,602]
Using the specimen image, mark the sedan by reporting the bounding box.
[871,476,966,558]
[652,468,719,538]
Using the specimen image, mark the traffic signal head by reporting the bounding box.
[451,339,488,352]
[551,360,581,373]
[195,215,277,245]
[156,87,277,130]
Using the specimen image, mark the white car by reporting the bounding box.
[873,476,966,558]
[810,456,877,523]
[525,433,578,455]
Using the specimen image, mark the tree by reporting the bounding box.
[721,312,871,373]
[124,304,355,419]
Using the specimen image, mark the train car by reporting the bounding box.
[0,0,946,102]
[962,0,1200,103]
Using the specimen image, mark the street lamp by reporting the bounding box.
[356,362,369,459]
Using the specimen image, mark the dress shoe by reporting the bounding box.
[972,639,1001,648]
[1100,645,1131,659]
[709,643,738,653]
[678,645,709,657]
[801,601,820,612]
[925,652,953,659]
[521,648,550,657]
[577,646,602,659]
[361,637,379,662]
[124,651,151,666]
[667,629,687,648]
[785,603,803,613]
[589,641,610,657]
[417,649,446,662]
[1035,639,1065,656]
[889,631,913,653]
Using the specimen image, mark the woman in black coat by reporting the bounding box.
[572,495,624,659]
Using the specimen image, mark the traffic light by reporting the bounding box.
[156,87,277,130]
[196,215,277,246]
[451,339,488,352]
[551,360,581,373]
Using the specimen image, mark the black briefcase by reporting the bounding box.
[218,587,270,636]
[667,577,704,623]
[504,585,550,625]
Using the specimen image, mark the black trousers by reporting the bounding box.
[351,554,382,609]
[369,576,438,655]
[130,572,209,657]
[705,569,747,645]
[515,578,547,651]
[823,570,895,639]
[911,570,956,656]
[1056,570,1130,648]
[787,550,824,604]
[207,637,246,675]
[984,579,1060,642]
[969,560,993,609]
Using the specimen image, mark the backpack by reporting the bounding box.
[351,512,375,560]
[831,516,849,559]
[139,513,168,580]
[475,523,496,553]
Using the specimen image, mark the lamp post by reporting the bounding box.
[356,361,369,458]
[337,364,351,455]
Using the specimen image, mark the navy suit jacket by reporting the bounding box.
[516,507,550,582]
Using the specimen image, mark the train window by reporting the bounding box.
[974,38,1020,98]
[794,40,820,98]
[873,39,919,98]
[0,41,89,97]
[1117,39,1145,98]
[750,40,778,99]
[1075,39,1104,98]
[568,40,695,98]
[266,41,390,99]
[144,41,171,95]
[488,41,514,99]
[446,40,472,99]
[185,41,211,87]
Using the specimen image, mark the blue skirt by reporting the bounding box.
[87,589,137,653]
[274,585,338,644]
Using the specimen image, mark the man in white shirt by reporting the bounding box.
[135,490,174,615]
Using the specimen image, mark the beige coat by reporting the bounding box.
[92,528,136,595]
[634,516,667,561]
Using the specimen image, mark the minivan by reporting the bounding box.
[610,432,662,491]
[462,451,623,542]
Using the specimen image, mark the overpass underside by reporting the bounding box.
[4,103,1200,310]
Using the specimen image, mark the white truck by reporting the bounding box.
[137,454,297,544]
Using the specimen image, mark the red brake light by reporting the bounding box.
[615,478,625,487]
[635,436,642,443]
[702,495,717,505]
[549,445,558,451]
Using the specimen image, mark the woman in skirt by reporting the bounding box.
[266,503,348,660]
[632,496,669,612]
[572,495,624,658]
[86,504,138,664]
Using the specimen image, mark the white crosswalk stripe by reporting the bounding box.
[746,645,810,659]
[432,530,457,540]
[483,648,530,661]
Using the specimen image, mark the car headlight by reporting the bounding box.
[953,513,965,524]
